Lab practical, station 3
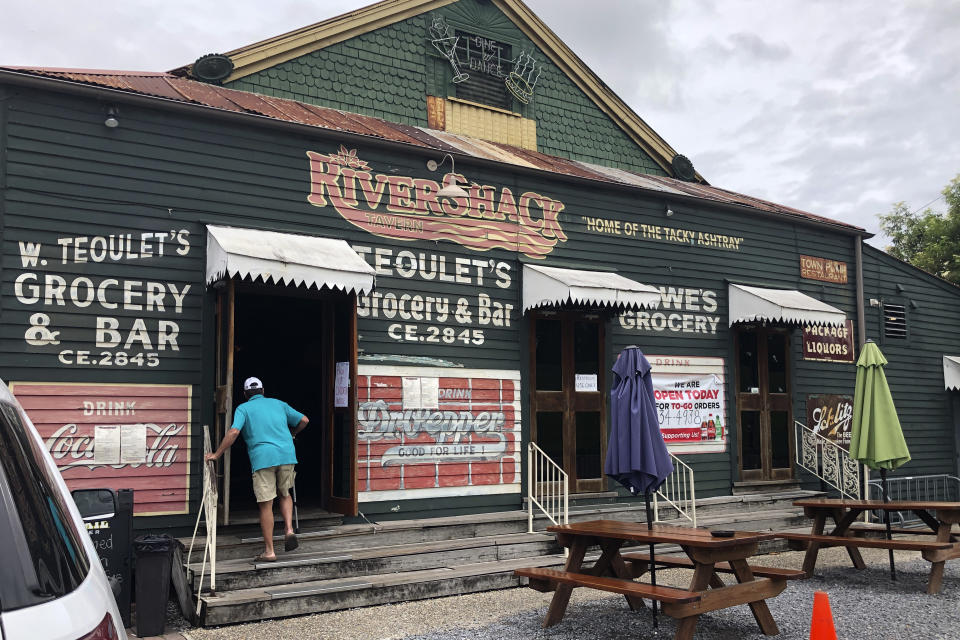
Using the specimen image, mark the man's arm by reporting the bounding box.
[205,428,241,461]
[292,416,309,438]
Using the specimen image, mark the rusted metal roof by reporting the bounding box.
[0,66,866,233]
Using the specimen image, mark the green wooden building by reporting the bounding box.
[1,0,958,532]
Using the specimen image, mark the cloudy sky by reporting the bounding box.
[2,1,958,245]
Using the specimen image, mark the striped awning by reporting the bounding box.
[944,356,960,391]
[728,284,846,327]
[522,264,660,311]
[205,225,375,294]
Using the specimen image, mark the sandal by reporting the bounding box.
[284,533,299,552]
[254,553,277,563]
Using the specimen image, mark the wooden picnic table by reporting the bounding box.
[514,520,802,640]
[779,498,960,593]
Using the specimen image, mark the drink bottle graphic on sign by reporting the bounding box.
[700,421,708,440]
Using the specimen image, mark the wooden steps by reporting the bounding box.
[188,489,821,626]
[199,554,563,626]
[189,532,557,592]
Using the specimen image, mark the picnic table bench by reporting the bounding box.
[781,498,960,593]
[514,520,796,640]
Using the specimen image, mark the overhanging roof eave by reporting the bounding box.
[0,69,868,238]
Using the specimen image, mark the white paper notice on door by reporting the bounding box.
[575,374,598,392]
[94,425,121,464]
[420,377,439,409]
[334,361,350,408]
[119,424,147,464]
[402,377,422,409]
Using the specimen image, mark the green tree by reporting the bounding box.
[879,174,960,284]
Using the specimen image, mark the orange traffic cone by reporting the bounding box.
[809,590,838,640]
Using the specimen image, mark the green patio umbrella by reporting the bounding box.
[849,340,911,580]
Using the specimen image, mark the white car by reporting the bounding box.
[0,380,127,640]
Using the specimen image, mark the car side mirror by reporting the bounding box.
[71,488,117,520]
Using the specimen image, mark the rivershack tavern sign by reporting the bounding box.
[307,146,567,259]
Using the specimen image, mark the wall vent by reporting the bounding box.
[883,303,907,339]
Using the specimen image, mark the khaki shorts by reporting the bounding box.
[252,464,296,503]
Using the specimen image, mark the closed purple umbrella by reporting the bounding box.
[605,346,674,627]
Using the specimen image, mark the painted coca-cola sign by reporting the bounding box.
[11,382,191,516]
[307,146,567,259]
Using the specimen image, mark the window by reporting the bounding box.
[453,31,514,110]
[883,303,907,339]
[0,402,89,611]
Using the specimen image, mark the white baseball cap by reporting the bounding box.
[243,377,263,391]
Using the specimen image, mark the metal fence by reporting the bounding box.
[866,474,960,525]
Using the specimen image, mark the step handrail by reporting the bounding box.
[527,442,568,533]
[188,425,219,612]
[794,420,861,499]
[653,451,697,527]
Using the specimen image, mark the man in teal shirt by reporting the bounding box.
[206,377,309,561]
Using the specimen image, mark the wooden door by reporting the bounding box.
[325,295,359,516]
[214,279,235,524]
[530,311,606,493]
[735,326,793,481]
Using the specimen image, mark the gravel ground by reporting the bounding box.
[186,547,959,640]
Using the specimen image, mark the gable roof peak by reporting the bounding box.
[169,0,697,180]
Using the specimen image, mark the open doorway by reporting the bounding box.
[229,290,328,515]
[214,282,358,524]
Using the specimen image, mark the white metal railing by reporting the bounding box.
[795,420,861,499]
[527,442,568,533]
[188,425,218,612]
[654,452,697,527]
[867,474,960,525]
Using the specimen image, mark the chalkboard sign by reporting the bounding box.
[72,488,133,627]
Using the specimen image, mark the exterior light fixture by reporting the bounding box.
[104,106,120,128]
[427,154,469,199]
[665,206,674,217]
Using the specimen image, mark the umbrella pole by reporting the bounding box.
[880,468,897,580]
[644,493,658,628]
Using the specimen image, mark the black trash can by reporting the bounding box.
[133,534,174,637]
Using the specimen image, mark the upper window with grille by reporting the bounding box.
[452,32,514,110]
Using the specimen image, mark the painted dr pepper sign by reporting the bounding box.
[11,382,191,516]
[307,146,567,259]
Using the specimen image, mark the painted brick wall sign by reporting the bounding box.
[647,356,726,454]
[800,255,848,284]
[802,320,855,363]
[806,394,854,450]
[356,366,520,502]
[10,382,192,516]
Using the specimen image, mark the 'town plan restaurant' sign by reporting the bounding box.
[2,0,960,529]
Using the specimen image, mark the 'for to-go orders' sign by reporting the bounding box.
[648,355,726,454]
